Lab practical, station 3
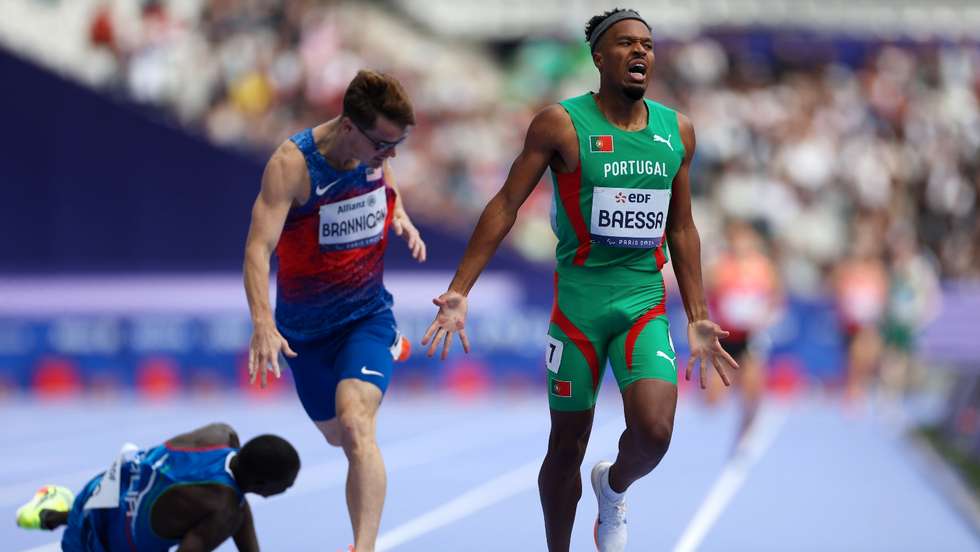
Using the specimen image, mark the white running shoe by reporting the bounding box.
[591,460,627,552]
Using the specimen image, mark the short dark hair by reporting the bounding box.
[342,69,415,130]
[584,8,631,44]
[237,434,300,484]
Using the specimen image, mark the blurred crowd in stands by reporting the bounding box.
[54,0,980,394]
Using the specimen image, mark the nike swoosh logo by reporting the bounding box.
[360,366,384,377]
[315,177,343,196]
[656,350,676,370]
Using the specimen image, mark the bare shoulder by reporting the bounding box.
[268,139,307,178]
[169,422,239,448]
[196,422,239,447]
[262,139,309,200]
[534,103,573,125]
[675,111,696,156]
[525,103,577,158]
[675,110,694,135]
[528,104,575,138]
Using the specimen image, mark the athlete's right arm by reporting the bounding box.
[231,501,260,552]
[422,105,569,360]
[243,144,305,388]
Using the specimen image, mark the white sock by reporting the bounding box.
[601,467,626,502]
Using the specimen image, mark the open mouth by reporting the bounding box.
[627,61,647,82]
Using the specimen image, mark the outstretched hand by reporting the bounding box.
[685,319,739,389]
[392,210,426,262]
[248,323,297,388]
[421,291,471,360]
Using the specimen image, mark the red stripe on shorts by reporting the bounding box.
[556,165,591,266]
[625,282,668,372]
[551,273,600,391]
[654,243,667,270]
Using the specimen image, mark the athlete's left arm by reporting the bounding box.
[665,113,739,389]
[176,493,248,552]
[383,160,427,262]
[231,500,260,552]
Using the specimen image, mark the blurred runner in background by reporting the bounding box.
[707,219,783,449]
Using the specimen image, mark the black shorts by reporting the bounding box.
[720,336,749,360]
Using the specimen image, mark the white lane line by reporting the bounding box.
[261,410,551,504]
[672,406,788,552]
[18,543,60,552]
[376,457,541,551]
[376,418,625,551]
[1,408,507,508]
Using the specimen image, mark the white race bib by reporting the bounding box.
[319,186,387,251]
[84,443,139,510]
[545,335,564,374]
[590,186,670,248]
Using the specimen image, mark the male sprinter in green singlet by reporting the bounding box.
[422,8,738,552]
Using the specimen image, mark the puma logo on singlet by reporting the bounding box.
[315,177,343,196]
[652,134,673,151]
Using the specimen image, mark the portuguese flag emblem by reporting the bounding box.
[551,379,571,397]
[590,135,614,153]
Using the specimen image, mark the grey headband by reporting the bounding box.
[588,10,650,52]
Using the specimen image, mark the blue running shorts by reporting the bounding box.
[61,475,110,552]
[286,309,398,421]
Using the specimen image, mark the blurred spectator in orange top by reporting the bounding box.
[706,219,784,448]
[832,216,889,402]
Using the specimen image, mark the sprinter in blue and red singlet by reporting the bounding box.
[243,69,425,552]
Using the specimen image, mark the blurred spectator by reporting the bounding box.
[37,2,975,288]
[5,3,975,371]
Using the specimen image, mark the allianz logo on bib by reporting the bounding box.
[336,192,378,213]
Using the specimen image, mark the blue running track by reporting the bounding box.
[3,389,977,552]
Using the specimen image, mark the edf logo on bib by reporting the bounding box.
[615,191,653,204]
